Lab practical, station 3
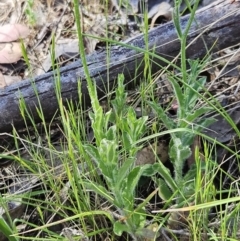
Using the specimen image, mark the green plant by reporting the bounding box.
[73,0,217,238]
[147,0,216,207]
[148,60,215,207]
[82,74,156,239]
[72,0,160,237]
[0,218,19,241]
[24,0,37,26]
[0,196,19,241]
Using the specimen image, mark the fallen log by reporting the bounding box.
[0,0,239,133]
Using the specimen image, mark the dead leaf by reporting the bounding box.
[136,142,168,165]
[0,73,21,88]
[204,110,240,143]
[0,24,29,42]
[0,42,22,64]
[150,2,173,28]
[36,39,79,75]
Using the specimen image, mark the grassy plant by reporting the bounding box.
[144,0,214,207]
[24,0,37,26]
[82,74,152,239]
[0,217,19,241]
[148,58,215,205]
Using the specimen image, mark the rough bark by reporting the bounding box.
[0,0,239,132]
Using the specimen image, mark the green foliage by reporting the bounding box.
[138,0,217,208]
[0,214,18,241]
[149,58,215,205]
[24,0,37,26]
[84,74,151,238]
